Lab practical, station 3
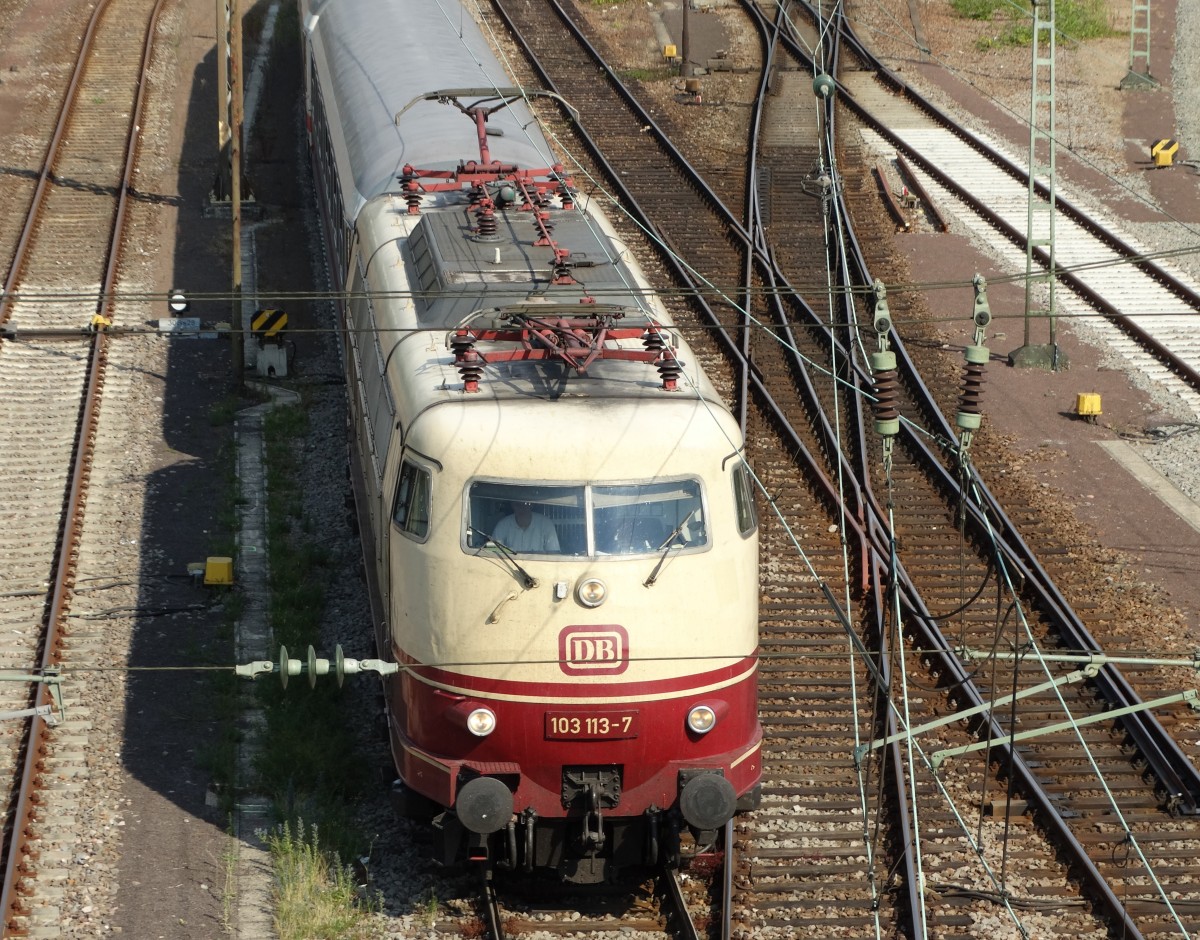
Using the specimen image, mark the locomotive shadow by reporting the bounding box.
[117,16,288,929]
[119,8,468,925]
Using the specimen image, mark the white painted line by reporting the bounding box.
[1097,440,1200,535]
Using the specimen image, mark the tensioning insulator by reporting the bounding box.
[870,350,900,437]
[955,345,989,431]
[813,73,836,99]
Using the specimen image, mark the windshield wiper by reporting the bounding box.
[643,513,695,587]
[469,526,538,589]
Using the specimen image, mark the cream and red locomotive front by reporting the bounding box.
[300,0,762,881]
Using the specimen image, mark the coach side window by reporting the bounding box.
[393,460,431,540]
[732,463,757,536]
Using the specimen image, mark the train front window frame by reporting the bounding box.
[464,479,707,558]
[393,459,432,541]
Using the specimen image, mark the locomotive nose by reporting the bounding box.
[678,771,737,831]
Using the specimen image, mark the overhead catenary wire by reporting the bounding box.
[5,236,1200,306]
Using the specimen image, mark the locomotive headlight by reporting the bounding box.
[687,704,718,734]
[576,577,608,608]
[466,707,497,737]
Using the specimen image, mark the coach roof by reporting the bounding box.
[302,0,555,224]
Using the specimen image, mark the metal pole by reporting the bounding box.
[215,0,231,201]
[681,0,690,78]
[1121,0,1158,88]
[221,0,245,387]
[1011,0,1066,371]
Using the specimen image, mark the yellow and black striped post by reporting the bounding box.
[251,307,287,344]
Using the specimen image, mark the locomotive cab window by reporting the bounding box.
[465,479,706,557]
[393,460,432,540]
[468,483,587,556]
[731,463,757,537]
[593,481,705,555]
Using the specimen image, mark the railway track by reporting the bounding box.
[485,0,1200,935]
[829,21,1200,411]
[5,0,1192,934]
[786,3,1200,935]
[468,850,726,939]
[487,0,921,933]
[0,0,168,932]
[816,9,1200,940]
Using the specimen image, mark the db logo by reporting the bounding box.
[558,625,629,676]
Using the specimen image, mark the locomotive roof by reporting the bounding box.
[301,0,555,224]
[407,211,648,325]
[355,196,727,414]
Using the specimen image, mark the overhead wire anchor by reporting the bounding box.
[235,645,400,688]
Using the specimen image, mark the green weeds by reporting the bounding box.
[266,820,378,940]
[951,0,1116,49]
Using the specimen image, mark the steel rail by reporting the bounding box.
[0,2,113,323]
[747,5,922,923]
[0,0,168,931]
[495,0,933,928]
[762,1,1200,819]
[796,4,1200,393]
[760,3,1172,932]
[760,212,1152,935]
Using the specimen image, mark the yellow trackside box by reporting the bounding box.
[204,556,234,586]
[663,44,677,60]
[1151,139,1178,168]
[1075,393,1102,419]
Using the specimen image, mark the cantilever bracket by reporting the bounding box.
[957,647,1200,674]
[854,665,1100,764]
[929,689,1199,770]
[0,667,65,723]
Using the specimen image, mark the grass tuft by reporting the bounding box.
[266,819,378,940]
[952,0,1116,48]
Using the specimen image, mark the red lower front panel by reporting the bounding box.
[387,655,762,819]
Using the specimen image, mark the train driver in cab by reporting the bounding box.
[493,500,560,553]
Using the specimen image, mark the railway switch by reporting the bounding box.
[1151,139,1178,168]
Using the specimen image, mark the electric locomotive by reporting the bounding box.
[300,0,762,881]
